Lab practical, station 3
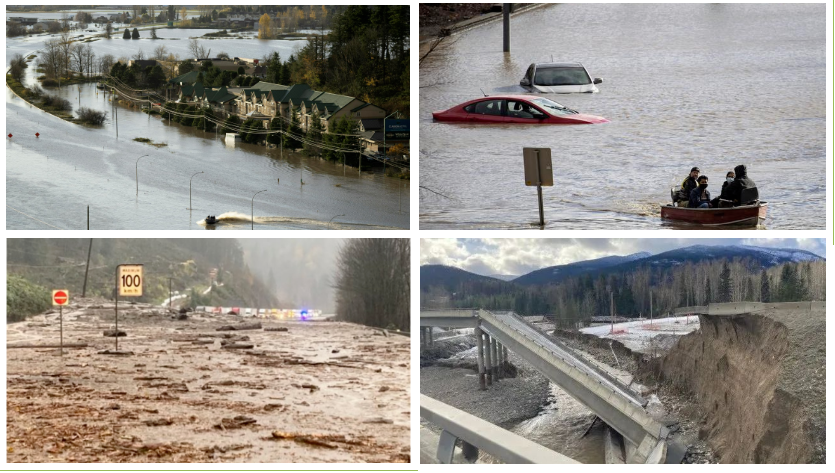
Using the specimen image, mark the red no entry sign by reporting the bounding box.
[52,290,69,306]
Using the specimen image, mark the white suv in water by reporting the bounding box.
[520,62,602,93]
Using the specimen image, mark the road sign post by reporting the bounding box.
[53,290,69,356]
[523,147,553,227]
[114,264,143,351]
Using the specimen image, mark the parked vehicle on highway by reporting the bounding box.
[244,308,253,316]
[520,62,602,93]
[433,95,608,125]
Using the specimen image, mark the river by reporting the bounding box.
[419,3,825,229]
[6,33,409,230]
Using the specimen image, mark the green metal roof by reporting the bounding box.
[168,70,200,85]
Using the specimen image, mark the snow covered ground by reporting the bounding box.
[580,316,701,353]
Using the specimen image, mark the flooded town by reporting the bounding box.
[420,238,825,463]
[419,3,824,229]
[6,238,411,462]
[6,5,410,230]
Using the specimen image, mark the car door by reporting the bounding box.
[466,99,506,124]
[506,100,547,124]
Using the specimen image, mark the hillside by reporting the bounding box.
[419,264,505,292]
[6,239,281,319]
[513,252,651,285]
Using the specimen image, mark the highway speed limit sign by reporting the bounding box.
[118,264,143,297]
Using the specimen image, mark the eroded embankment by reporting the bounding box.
[650,308,825,463]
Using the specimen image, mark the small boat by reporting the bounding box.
[205,215,219,225]
[660,188,767,227]
[96,83,106,90]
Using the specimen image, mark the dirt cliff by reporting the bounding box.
[651,305,825,463]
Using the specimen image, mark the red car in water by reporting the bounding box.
[432,95,608,125]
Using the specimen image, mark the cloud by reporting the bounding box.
[420,238,825,276]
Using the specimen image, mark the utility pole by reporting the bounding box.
[503,4,512,52]
[82,238,93,297]
[610,291,614,334]
[168,277,173,309]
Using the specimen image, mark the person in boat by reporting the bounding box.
[689,175,711,208]
[725,164,757,206]
[710,170,735,207]
[675,167,700,206]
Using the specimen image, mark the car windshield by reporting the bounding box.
[533,66,591,86]
[530,98,578,116]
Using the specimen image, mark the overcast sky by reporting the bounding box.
[420,238,826,277]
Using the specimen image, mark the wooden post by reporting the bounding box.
[484,334,493,386]
[475,327,486,390]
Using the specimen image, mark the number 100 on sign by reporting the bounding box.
[119,265,143,297]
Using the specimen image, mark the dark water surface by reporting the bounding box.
[419,3,824,229]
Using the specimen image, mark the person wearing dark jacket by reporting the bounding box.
[725,164,757,205]
[676,166,700,206]
[689,175,711,208]
[710,170,735,207]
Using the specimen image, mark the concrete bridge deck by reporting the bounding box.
[421,308,670,463]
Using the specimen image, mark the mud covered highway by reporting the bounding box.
[7,300,410,463]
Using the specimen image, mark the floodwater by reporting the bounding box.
[6,35,409,230]
[509,384,605,464]
[419,3,825,229]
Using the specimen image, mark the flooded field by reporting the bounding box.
[7,300,410,462]
[419,3,825,229]
[6,33,409,230]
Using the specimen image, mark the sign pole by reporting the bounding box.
[114,264,119,351]
[535,149,544,227]
[60,305,63,357]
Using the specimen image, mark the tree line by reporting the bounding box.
[334,239,409,331]
[421,258,826,320]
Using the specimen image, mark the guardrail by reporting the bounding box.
[420,394,579,464]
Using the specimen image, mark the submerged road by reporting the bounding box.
[420,3,825,229]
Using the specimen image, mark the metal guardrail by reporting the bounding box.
[420,394,579,464]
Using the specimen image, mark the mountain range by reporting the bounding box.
[421,245,823,289]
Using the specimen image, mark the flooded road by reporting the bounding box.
[7,301,410,462]
[6,36,409,230]
[419,3,825,229]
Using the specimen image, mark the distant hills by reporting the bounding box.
[422,245,823,288]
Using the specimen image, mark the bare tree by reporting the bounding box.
[71,42,85,75]
[99,54,116,76]
[132,49,146,61]
[333,239,409,331]
[104,22,113,38]
[83,44,95,76]
[188,38,211,60]
[153,45,168,61]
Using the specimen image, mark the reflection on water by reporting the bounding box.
[419,3,824,229]
[6,50,408,230]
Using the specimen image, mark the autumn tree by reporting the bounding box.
[258,13,272,39]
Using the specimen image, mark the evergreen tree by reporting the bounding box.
[268,118,283,145]
[304,112,323,156]
[283,109,303,150]
[760,270,770,302]
[123,28,131,39]
[718,262,733,302]
[221,115,240,134]
[704,278,712,304]
[131,28,140,39]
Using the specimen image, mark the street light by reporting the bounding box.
[328,214,345,229]
[136,154,149,196]
[188,171,204,210]
[251,189,267,230]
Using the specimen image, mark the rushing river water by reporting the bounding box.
[419,3,825,229]
[6,35,409,230]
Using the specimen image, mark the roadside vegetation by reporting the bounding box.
[7,276,50,324]
[133,137,167,147]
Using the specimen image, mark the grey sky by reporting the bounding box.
[420,238,826,277]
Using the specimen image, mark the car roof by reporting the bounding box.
[534,62,585,68]
[468,95,542,101]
